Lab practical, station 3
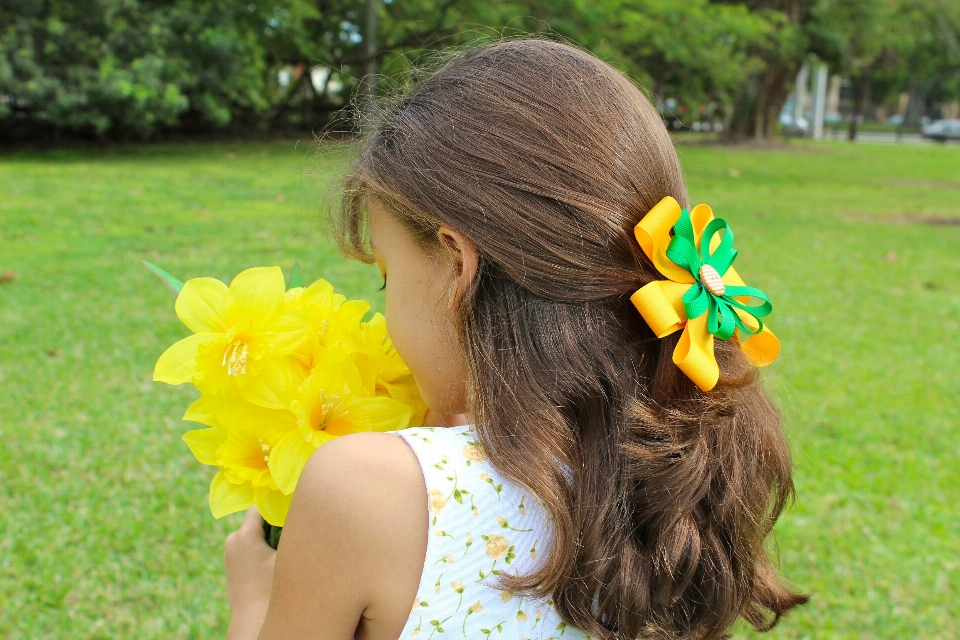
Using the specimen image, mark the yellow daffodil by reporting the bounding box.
[150,264,429,530]
[182,394,299,525]
[269,349,413,494]
[285,278,371,373]
[154,267,310,409]
[286,278,371,344]
[349,313,428,425]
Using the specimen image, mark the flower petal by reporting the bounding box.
[234,401,299,436]
[326,396,412,435]
[183,427,225,466]
[381,375,428,427]
[191,338,234,396]
[302,277,335,300]
[255,486,293,527]
[332,300,370,328]
[182,395,224,428]
[225,267,285,327]
[269,309,312,355]
[269,429,318,495]
[154,332,219,385]
[209,470,254,519]
[350,351,383,395]
[176,277,228,334]
[238,356,304,409]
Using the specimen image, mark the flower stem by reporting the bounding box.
[262,517,282,549]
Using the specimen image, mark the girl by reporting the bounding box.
[224,39,807,640]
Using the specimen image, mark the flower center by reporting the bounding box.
[258,438,270,464]
[318,391,344,430]
[222,340,249,376]
[699,264,725,296]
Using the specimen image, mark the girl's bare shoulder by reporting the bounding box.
[260,432,428,640]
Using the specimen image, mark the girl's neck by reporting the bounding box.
[423,410,473,428]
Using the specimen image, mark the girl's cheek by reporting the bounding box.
[383,297,417,377]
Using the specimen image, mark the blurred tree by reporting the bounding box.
[807,0,959,133]
[2,0,957,140]
[884,0,960,126]
[571,0,777,127]
[375,0,783,130]
[719,0,814,142]
[809,0,898,139]
[0,0,274,139]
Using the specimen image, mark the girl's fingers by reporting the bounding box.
[240,506,264,536]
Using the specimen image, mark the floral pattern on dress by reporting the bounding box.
[391,426,592,640]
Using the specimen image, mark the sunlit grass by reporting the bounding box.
[0,140,957,638]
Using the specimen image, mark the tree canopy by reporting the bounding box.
[1,0,957,141]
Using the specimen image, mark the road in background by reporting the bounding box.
[822,131,960,145]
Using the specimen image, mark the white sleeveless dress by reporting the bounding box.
[389,426,592,640]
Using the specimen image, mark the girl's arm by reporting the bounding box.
[224,432,429,640]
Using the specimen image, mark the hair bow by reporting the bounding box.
[630,196,779,392]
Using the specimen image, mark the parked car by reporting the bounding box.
[921,119,960,141]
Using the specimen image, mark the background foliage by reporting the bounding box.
[1,0,958,141]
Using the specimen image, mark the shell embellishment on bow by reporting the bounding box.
[630,196,780,392]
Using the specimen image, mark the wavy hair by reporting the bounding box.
[335,39,807,640]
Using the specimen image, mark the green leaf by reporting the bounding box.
[288,261,303,289]
[142,261,183,295]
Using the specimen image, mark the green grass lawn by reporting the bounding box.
[1,139,957,639]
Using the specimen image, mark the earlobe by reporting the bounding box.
[437,226,479,311]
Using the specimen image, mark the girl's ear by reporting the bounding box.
[437,225,479,311]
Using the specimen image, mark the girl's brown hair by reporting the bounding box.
[336,39,807,639]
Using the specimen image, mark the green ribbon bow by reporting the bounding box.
[665,209,772,341]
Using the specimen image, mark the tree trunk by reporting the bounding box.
[904,81,924,128]
[757,63,792,140]
[725,76,761,141]
[724,62,794,142]
[848,70,871,141]
[722,0,814,143]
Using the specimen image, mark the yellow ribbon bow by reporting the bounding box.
[629,196,780,392]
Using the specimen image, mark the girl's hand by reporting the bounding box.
[225,507,276,640]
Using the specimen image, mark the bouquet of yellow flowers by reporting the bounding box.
[148,263,426,546]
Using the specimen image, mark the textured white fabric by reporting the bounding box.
[389,426,591,640]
